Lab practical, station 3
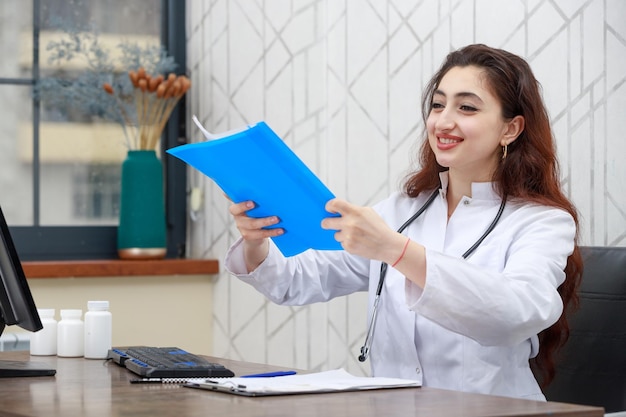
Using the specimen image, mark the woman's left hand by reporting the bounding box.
[322,198,406,264]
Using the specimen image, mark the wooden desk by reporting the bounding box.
[0,351,603,417]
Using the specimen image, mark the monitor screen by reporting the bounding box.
[0,206,56,377]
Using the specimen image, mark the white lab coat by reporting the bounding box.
[224,175,576,401]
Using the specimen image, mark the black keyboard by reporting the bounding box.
[108,346,235,378]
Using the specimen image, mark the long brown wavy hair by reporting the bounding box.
[404,44,582,387]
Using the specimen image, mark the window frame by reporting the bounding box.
[3,0,187,261]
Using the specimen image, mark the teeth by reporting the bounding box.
[439,137,460,144]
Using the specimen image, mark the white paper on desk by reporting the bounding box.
[184,368,420,396]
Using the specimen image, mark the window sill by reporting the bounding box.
[23,259,219,278]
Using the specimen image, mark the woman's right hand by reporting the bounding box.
[228,201,284,272]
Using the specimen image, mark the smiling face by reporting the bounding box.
[426,65,522,182]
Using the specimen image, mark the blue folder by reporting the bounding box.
[166,120,342,257]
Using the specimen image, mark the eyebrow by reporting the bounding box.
[433,89,484,103]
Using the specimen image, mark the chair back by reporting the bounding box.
[542,246,626,413]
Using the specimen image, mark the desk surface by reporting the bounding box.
[0,351,603,417]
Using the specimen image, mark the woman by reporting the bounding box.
[224,44,582,400]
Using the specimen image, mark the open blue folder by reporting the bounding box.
[166,119,342,257]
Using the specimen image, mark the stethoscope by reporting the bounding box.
[357,188,507,362]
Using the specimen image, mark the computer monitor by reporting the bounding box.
[0,206,56,377]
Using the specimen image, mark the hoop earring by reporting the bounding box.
[502,144,508,159]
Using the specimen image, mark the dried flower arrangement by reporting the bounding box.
[36,25,189,150]
[103,68,191,150]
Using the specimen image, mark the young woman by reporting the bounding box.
[224,44,582,401]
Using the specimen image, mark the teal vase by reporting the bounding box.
[117,150,166,259]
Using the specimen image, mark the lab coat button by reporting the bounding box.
[415,367,421,374]
[463,199,470,205]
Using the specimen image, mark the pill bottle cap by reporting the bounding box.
[60,309,82,319]
[37,308,55,318]
[87,300,110,311]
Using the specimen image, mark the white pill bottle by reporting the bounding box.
[30,308,57,356]
[57,309,84,357]
[83,301,112,359]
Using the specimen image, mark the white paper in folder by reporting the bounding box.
[184,368,420,397]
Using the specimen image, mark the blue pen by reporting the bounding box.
[240,370,297,378]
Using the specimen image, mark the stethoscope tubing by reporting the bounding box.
[358,189,507,362]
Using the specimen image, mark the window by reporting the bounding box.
[0,0,187,260]
[72,164,120,221]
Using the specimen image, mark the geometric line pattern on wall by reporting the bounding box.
[186,0,626,374]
